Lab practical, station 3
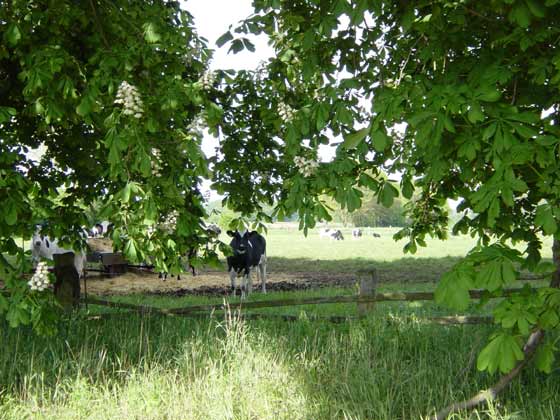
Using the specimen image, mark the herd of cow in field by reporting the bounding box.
[319,228,381,240]
[30,223,382,298]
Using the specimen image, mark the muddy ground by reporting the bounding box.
[81,268,356,296]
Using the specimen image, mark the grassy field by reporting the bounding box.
[223,226,554,283]
[1,227,559,419]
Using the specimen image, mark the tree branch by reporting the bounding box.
[89,0,110,49]
[432,329,544,420]
[432,239,560,420]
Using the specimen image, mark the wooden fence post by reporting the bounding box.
[357,268,378,316]
[53,252,80,311]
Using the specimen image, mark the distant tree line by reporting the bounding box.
[206,193,412,228]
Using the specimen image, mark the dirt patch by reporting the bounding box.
[81,269,356,296]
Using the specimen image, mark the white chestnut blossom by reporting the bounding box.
[278,102,295,123]
[151,148,162,177]
[294,156,319,177]
[187,115,205,138]
[160,210,178,233]
[199,71,215,91]
[28,261,51,292]
[114,81,144,118]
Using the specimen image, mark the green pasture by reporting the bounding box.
[1,228,559,419]
[1,289,559,420]
[217,226,554,283]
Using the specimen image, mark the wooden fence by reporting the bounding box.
[81,268,534,325]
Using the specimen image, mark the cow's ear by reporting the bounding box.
[226,230,235,237]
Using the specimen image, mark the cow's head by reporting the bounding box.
[227,230,250,256]
[33,227,46,248]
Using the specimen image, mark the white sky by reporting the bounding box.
[185,0,338,167]
[185,0,274,71]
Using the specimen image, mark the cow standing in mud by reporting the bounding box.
[226,230,267,298]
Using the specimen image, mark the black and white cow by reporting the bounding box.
[319,228,332,238]
[352,228,362,238]
[89,221,113,238]
[329,229,344,241]
[227,230,267,298]
[31,230,87,278]
[372,232,381,238]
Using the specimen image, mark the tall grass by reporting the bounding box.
[1,296,559,419]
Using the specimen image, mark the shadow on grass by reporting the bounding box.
[265,255,464,283]
[1,312,559,420]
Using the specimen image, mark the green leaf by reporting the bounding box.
[487,199,500,227]
[76,96,93,117]
[336,105,354,126]
[124,239,138,262]
[0,106,17,123]
[475,260,503,291]
[142,22,161,43]
[501,259,517,284]
[539,308,559,329]
[435,268,474,310]
[467,102,484,123]
[534,342,555,374]
[442,114,455,133]
[216,31,233,47]
[121,183,132,204]
[378,182,399,207]
[5,201,17,226]
[316,103,330,131]
[343,127,368,149]
[477,333,524,374]
[5,23,22,45]
[0,294,8,314]
[510,2,532,27]
[535,204,557,235]
[401,178,414,199]
[371,129,389,151]
[525,0,545,17]
[534,261,556,274]
[229,39,245,54]
[241,38,256,52]
[476,86,501,102]
[346,188,362,212]
[6,304,30,328]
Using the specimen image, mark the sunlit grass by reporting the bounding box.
[1,304,559,420]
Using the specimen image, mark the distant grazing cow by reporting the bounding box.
[227,230,267,298]
[372,232,381,238]
[319,228,332,238]
[352,228,362,238]
[89,221,113,238]
[31,231,87,278]
[329,229,344,241]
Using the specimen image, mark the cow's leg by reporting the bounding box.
[229,269,237,296]
[247,269,253,296]
[260,256,267,294]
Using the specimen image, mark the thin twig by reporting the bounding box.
[89,0,110,48]
[464,7,494,23]
[511,78,518,105]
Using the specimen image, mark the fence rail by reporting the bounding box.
[81,287,533,319]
